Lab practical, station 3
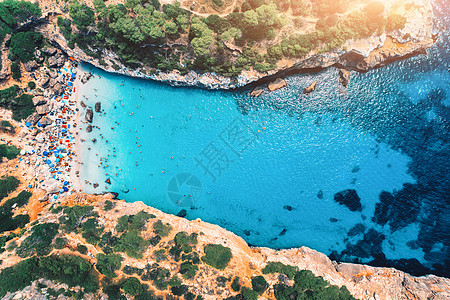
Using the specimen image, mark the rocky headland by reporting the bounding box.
[21,0,437,90]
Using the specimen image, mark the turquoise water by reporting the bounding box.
[79,1,449,277]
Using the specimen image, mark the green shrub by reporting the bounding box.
[387,13,406,31]
[16,222,59,257]
[77,244,87,254]
[0,176,20,201]
[123,277,144,295]
[69,1,95,31]
[11,62,21,80]
[251,275,268,295]
[0,144,20,160]
[241,287,258,300]
[9,31,44,63]
[114,230,149,259]
[231,276,241,292]
[10,94,35,121]
[202,244,232,270]
[262,261,299,279]
[152,220,172,237]
[104,200,114,211]
[96,253,122,278]
[179,260,198,279]
[27,81,36,90]
[116,211,154,232]
[212,0,224,7]
[273,270,356,299]
[0,254,98,297]
[0,0,41,28]
[81,217,104,245]
[53,237,67,249]
[58,205,96,232]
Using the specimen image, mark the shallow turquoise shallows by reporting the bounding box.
[78,5,450,276]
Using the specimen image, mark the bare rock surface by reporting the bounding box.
[268,78,287,91]
[339,69,351,87]
[303,81,317,94]
[36,103,52,115]
[32,96,46,106]
[250,86,264,97]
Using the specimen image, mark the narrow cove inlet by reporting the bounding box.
[77,35,449,277]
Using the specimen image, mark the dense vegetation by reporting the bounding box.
[202,243,232,270]
[0,85,35,121]
[55,0,407,77]
[0,144,19,160]
[273,270,356,299]
[0,255,98,297]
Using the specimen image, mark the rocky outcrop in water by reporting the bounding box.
[94,102,101,113]
[85,108,93,123]
[339,69,351,87]
[303,81,317,94]
[334,189,362,212]
[268,78,287,91]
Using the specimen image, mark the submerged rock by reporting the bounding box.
[121,185,129,193]
[339,69,351,87]
[95,102,101,113]
[250,86,264,97]
[105,178,111,185]
[85,108,93,123]
[279,228,287,236]
[177,209,187,218]
[303,81,317,94]
[86,125,92,133]
[334,189,362,212]
[268,78,287,91]
[317,190,324,199]
[283,205,293,211]
[80,101,87,108]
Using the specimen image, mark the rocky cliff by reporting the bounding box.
[1,193,449,300]
[35,0,437,90]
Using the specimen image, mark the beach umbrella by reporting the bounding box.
[25,122,31,127]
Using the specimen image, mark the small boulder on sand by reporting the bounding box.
[85,108,93,123]
[303,81,317,94]
[268,78,287,91]
[32,96,47,106]
[95,102,101,113]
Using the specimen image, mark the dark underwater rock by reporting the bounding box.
[279,228,287,236]
[177,209,187,218]
[334,189,362,212]
[95,101,101,113]
[86,125,92,133]
[339,69,351,87]
[347,223,366,237]
[317,190,324,199]
[283,205,293,211]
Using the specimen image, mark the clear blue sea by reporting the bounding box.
[78,0,449,277]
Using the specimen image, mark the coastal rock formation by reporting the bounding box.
[47,51,65,68]
[85,125,92,133]
[37,74,50,88]
[23,60,39,72]
[334,189,362,212]
[268,78,287,91]
[2,194,447,300]
[32,96,46,106]
[25,113,41,125]
[85,108,93,123]
[250,86,264,97]
[36,103,52,115]
[339,69,351,87]
[41,46,57,56]
[39,116,52,126]
[303,81,317,94]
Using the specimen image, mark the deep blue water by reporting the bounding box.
[78,0,449,277]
